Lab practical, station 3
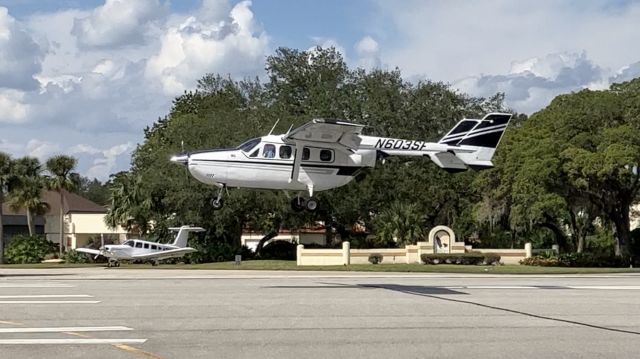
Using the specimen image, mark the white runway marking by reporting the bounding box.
[566,285,640,290]
[0,300,100,304]
[0,339,147,345]
[0,326,132,333]
[0,283,73,288]
[0,294,92,299]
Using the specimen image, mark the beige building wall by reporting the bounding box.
[45,213,129,249]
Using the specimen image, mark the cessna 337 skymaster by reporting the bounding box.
[76,226,204,267]
[171,113,512,212]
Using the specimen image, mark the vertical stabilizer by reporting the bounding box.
[454,113,512,169]
[438,119,480,145]
[170,226,205,247]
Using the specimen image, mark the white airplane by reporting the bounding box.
[76,226,205,267]
[171,113,512,212]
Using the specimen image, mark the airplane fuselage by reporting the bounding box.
[102,240,187,260]
[182,134,449,193]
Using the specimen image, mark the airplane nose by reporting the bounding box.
[170,153,190,165]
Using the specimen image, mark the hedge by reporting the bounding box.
[521,253,632,267]
[421,253,501,265]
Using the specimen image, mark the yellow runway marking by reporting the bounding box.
[66,330,165,359]
[113,344,166,359]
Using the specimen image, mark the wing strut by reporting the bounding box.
[289,142,304,183]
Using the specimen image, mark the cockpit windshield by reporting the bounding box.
[237,138,261,152]
[123,240,135,247]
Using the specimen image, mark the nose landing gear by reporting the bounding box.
[210,185,226,210]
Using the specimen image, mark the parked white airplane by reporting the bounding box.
[171,113,512,212]
[76,226,205,267]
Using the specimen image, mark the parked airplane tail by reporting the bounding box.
[169,226,205,247]
[452,113,512,170]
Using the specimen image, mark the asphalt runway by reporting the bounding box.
[1,268,639,359]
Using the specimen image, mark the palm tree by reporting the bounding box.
[105,172,152,234]
[0,152,13,264]
[374,202,425,246]
[8,157,48,236]
[46,155,78,256]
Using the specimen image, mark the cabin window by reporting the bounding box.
[279,145,292,159]
[135,242,142,248]
[249,149,259,158]
[263,144,276,158]
[237,138,261,152]
[302,147,310,161]
[144,243,149,249]
[151,245,157,250]
[320,149,333,162]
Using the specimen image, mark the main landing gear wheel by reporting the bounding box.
[305,197,319,212]
[291,197,305,212]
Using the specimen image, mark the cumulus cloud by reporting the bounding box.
[610,61,640,84]
[0,89,29,123]
[71,0,166,48]
[454,52,606,114]
[75,142,134,180]
[0,7,46,91]
[375,1,640,83]
[355,36,381,69]
[146,0,270,95]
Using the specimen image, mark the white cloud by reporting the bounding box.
[85,142,133,180]
[375,1,640,83]
[71,0,166,49]
[0,7,45,91]
[454,52,605,114]
[2,138,132,181]
[146,0,270,95]
[25,139,61,160]
[355,36,381,70]
[0,89,29,123]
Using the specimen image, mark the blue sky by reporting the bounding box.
[1,0,640,180]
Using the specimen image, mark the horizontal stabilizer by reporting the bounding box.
[428,152,468,172]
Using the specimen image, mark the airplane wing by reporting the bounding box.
[75,248,102,256]
[131,248,197,260]
[284,119,365,183]
[283,119,365,151]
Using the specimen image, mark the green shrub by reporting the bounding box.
[421,253,501,265]
[368,253,383,264]
[521,253,630,267]
[63,250,89,264]
[259,240,296,260]
[188,242,236,263]
[5,235,57,264]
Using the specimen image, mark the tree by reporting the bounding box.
[105,172,152,234]
[7,157,49,236]
[373,202,425,246]
[0,152,13,264]
[46,155,78,256]
[77,177,110,205]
